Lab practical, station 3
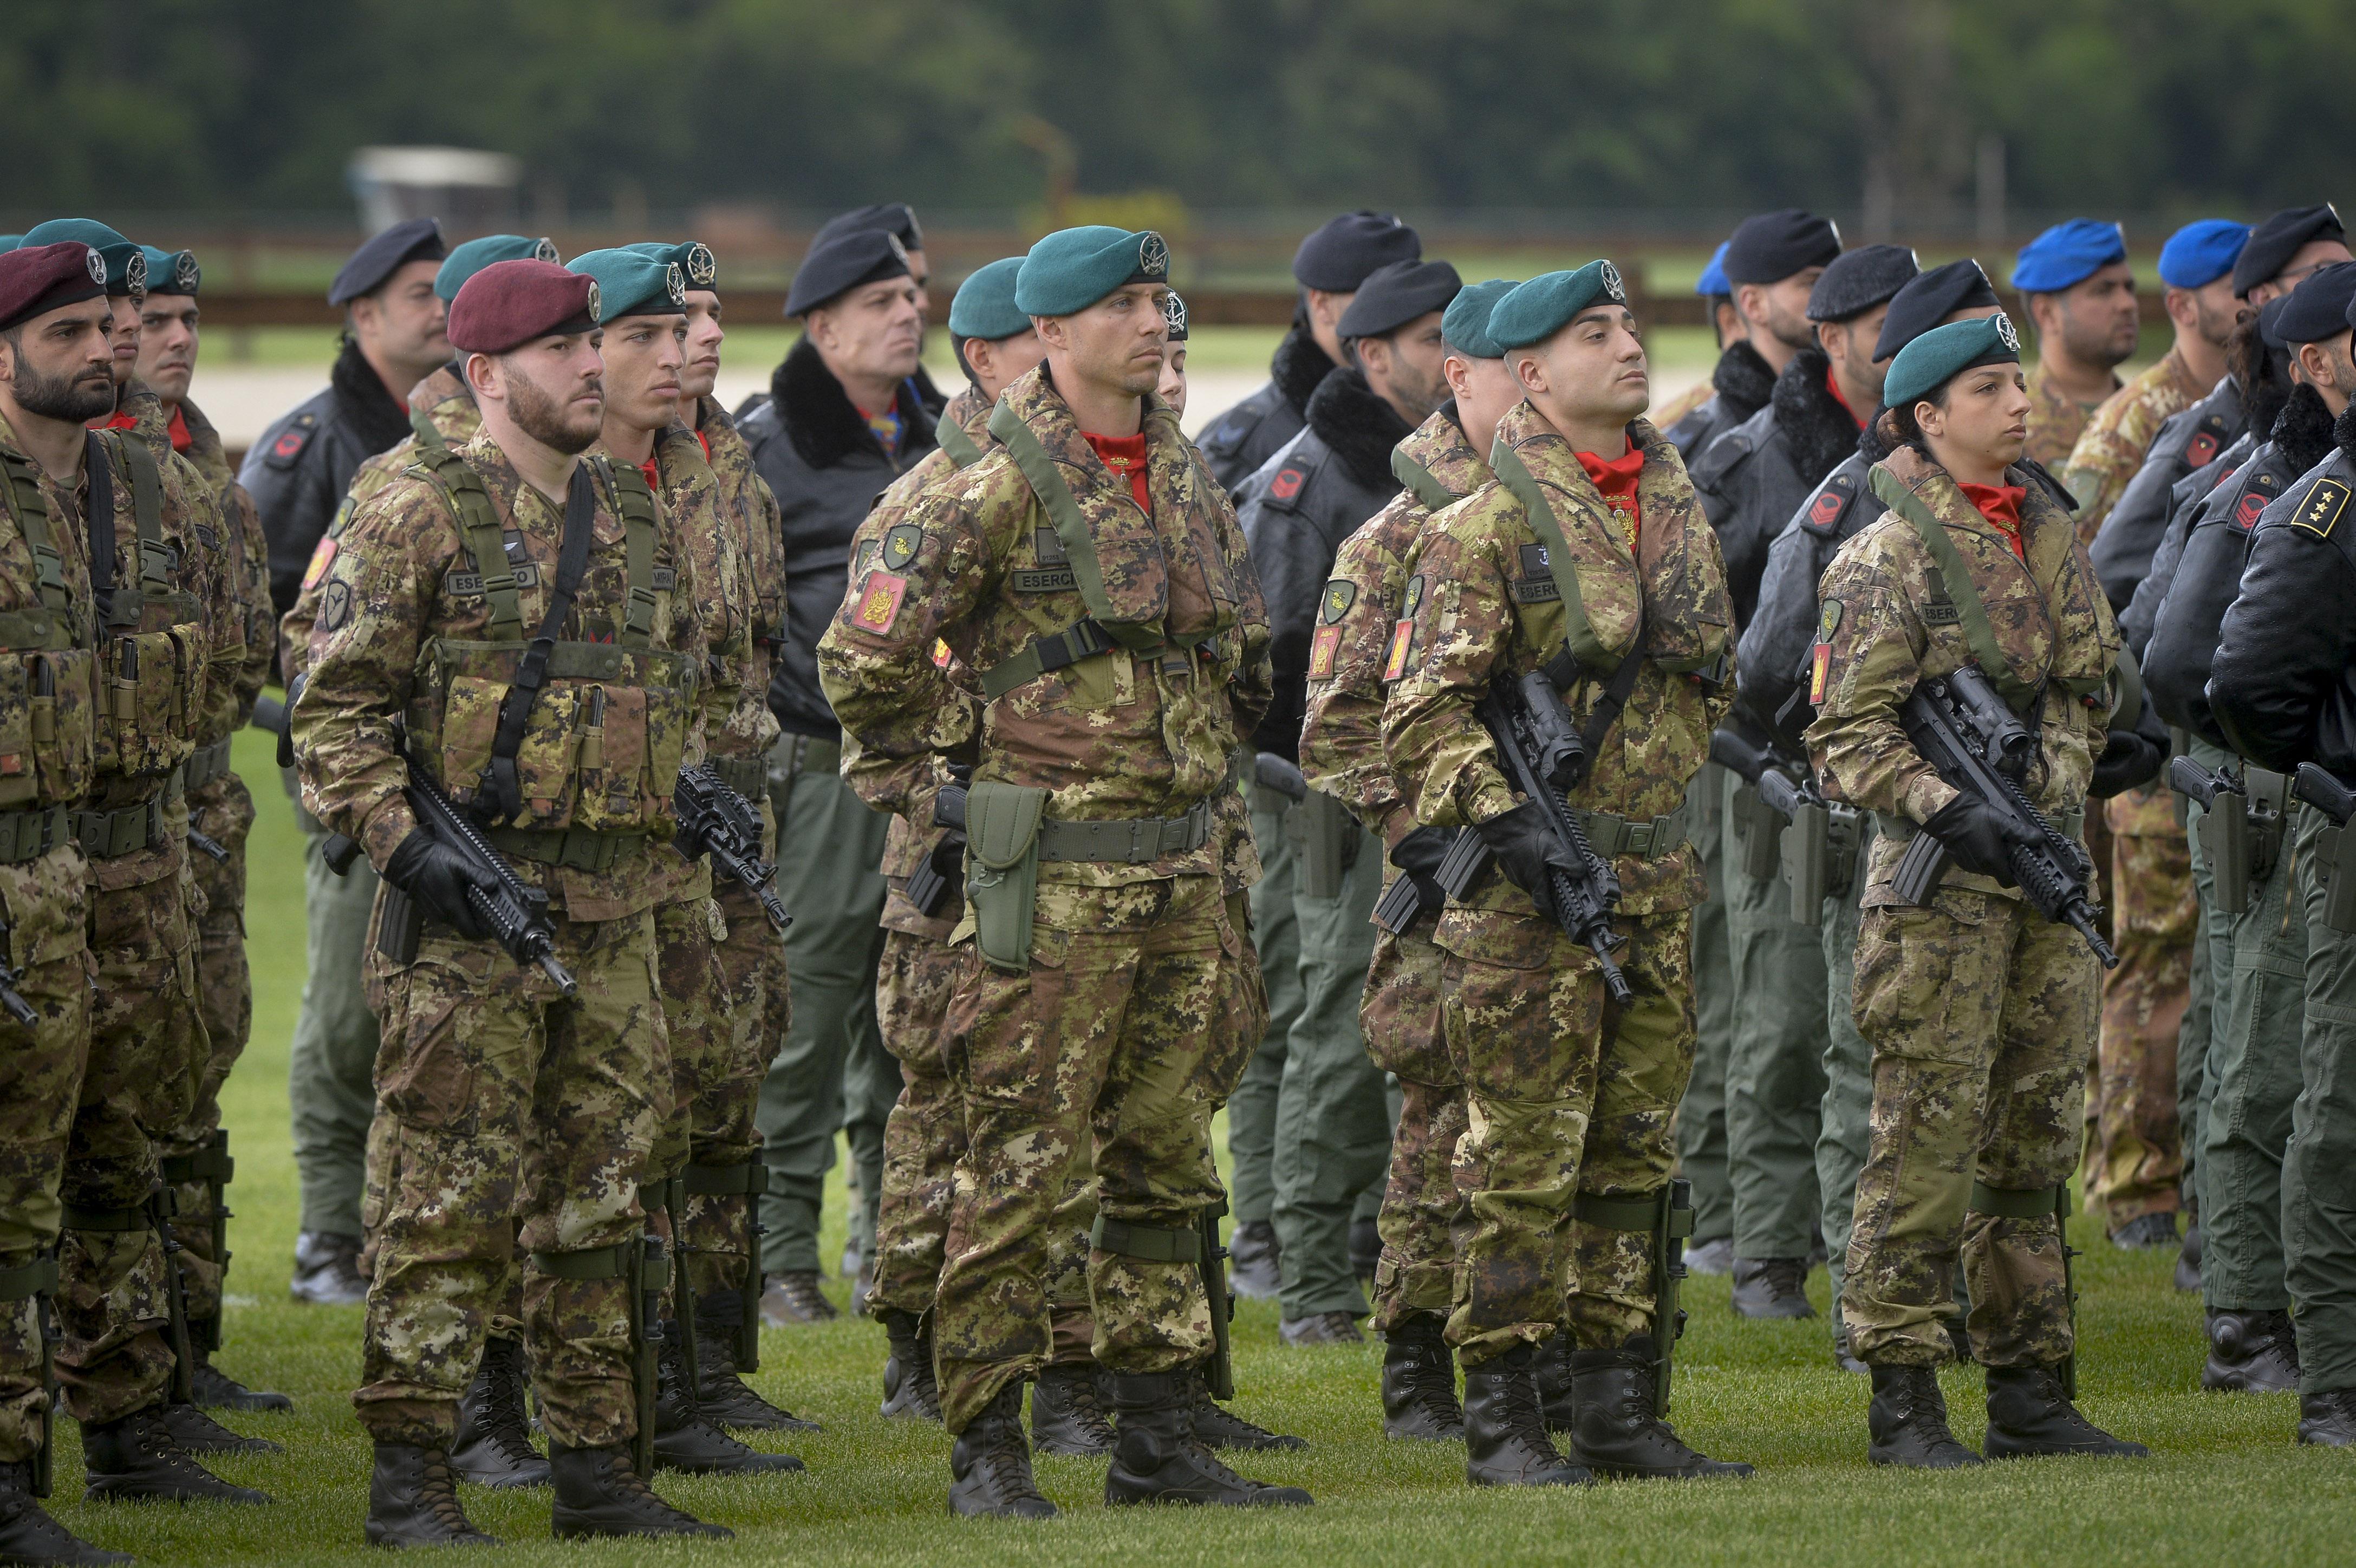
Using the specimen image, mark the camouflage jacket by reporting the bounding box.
[605,425,737,753]
[1298,404,1488,848]
[1805,443,2118,907]
[180,397,272,726]
[2021,361,2114,472]
[1383,403,1733,921]
[117,382,242,753]
[2061,347,2209,543]
[292,431,707,921]
[0,420,101,815]
[696,395,783,765]
[817,365,1271,889]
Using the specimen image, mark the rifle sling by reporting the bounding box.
[1868,465,2043,713]
[479,464,599,823]
[81,434,118,628]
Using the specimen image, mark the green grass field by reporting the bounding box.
[44,726,2346,1565]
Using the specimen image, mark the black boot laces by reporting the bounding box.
[978,1409,1047,1504]
[480,1356,541,1466]
[417,1450,474,1533]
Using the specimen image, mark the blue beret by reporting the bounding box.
[947,257,1030,341]
[1696,242,1730,297]
[1162,291,1188,343]
[812,204,923,256]
[2156,219,2248,290]
[2235,204,2347,297]
[1338,259,1461,340]
[1292,211,1421,292]
[1883,312,2022,409]
[2273,261,2356,344]
[1014,226,1172,317]
[1487,262,1629,352]
[567,249,687,324]
[138,246,201,297]
[2011,219,2126,294]
[622,242,717,291]
[327,218,445,306]
[785,229,913,317]
[1443,278,1520,359]
[1874,259,2001,361]
[1808,244,1918,322]
[22,220,145,296]
[1723,210,1841,285]
[438,236,559,302]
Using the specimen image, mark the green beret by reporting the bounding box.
[438,236,559,302]
[1487,262,1628,351]
[1882,311,2022,410]
[1014,226,1170,317]
[948,257,1030,341]
[1442,278,1520,359]
[140,245,201,297]
[624,241,718,291]
[22,220,144,296]
[567,249,687,325]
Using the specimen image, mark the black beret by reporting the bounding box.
[0,243,109,334]
[2275,261,2356,344]
[2234,204,2346,298]
[1292,211,1422,292]
[811,204,924,256]
[1873,258,2000,361]
[1807,244,1919,322]
[785,229,913,317]
[2256,295,2294,352]
[329,218,446,306]
[1722,209,1842,285]
[1337,259,1462,340]
[446,259,600,355]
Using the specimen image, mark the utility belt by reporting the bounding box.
[481,825,647,875]
[73,783,172,861]
[0,804,70,866]
[181,736,233,792]
[1575,802,1689,861]
[2191,765,2287,916]
[962,784,1218,973]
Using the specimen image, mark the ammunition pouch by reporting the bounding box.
[183,736,233,792]
[1728,782,1784,881]
[1296,788,1361,899]
[707,753,767,802]
[964,782,1048,973]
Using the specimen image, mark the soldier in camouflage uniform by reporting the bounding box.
[1296,276,1519,1441]
[1384,264,1750,1487]
[2009,220,2138,471]
[1807,314,2146,1467]
[819,227,1307,1517]
[293,259,728,1544]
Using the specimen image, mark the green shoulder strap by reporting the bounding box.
[113,434,174,594]
[420,446,524,643]
[1392,445,1459,513]
[1868,465,2043,712]
[1489,438,1615,672]
[986,398,1162,655]
[409,408,447,451]
[936,408,986,471]
[603,457,660,646]
[0,449,70,617]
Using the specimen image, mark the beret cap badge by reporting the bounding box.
[1994,311,2019,352]
[121,249,147,295]
[683,243,717,287]
[172,251,200,291]
[664,263,686,306]
[582,280,601,321]
[84,249,106,285]
[1138,233,1170,279]
[1599,261,1624,303]
[531,238,559,263]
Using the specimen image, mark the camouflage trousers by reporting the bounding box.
[933,876,1262,1433]
[2084,795,2193,1230]
[357,902,666,1449]
[648,871,766,1306]
[695,872,785,1303]
[1227,789,1305,1227]
[0,845,94,1461]
[160,771,255,1337]
[1362,904,1464,1335]
[1844,887,2095,1368]
[1814,818,1878,1320]
[1439,906,1696,1365]
[1677,767,1733,1246]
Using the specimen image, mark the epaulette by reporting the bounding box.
[1798,466,1862,537]
[262,410,319,470]
[1690,421,1758,487]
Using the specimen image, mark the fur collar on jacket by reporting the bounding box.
[1304,367,1414,494]
[1271,326,1338,420]
[329,336,415,454]
[770,334,934,471]
[1710,340,1776,424]
[1771,348,1865,488]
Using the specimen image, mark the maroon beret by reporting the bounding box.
[447,259,601,355]
[0,243,109,334]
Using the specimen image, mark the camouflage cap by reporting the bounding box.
[1441,277,1521,359]
[1486,262,1628,351]
[947,256,1030,341]
[1014,226,1170,317]
[567,248,688,324]
[623,241,718,291]
[1883,312,2021,409]
[138,245,202,297]
[437,236,561,302]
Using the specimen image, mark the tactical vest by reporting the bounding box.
[0,449,96,824]
[86,431,206,786]
[408,449,698,841]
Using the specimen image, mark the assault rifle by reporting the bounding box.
[674,764,792,933]
[401,754,577,995]
[1892,665,2117,967]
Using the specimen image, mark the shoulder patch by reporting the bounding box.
[1320,578,1357,624]
[1308,624,1342,680]
[1818,597,1843,639]
[1267,465,1307,505]
[264,412,318,470]
[321,578,353,634]
[1802,472,1858,535]
[2186,429,2220,468]
[2292,477,2350,539]
[882,521,923,572]
[850,569,908,634]
[300,534,337,593]
[1401,573,1428,621]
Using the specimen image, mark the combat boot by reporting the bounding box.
[449,1336,548,1488]
[81,1405,272,1504]
[0,1458,129,1565]
[365,1443,498,1548]
[1730,1257,1815,1319]
[1226,1221,1281,1299]
[187,1350,291,1414]
[1459,1343,1591,1487]
[650,1324,803,1476]
[693,1290,819,1433]
[1180,1365,1306,1451]
[1683,1236,1733,1276]
[1982,1363,2149,1459]
[1532,1330,1576,1433]
[1103,1370,1311,1507]
[290,1230,367,1307]
[1379,1315,1463,1442]
[1030,1363,1116,1458]
[879,1309,942,1422]
[159,1402,281,1455]
[2298,1389,2356,1447]
[549,1442,729,1539]
[758,1270,836,1325]
[1278,1311,1362,1346]
[2176,1218,2204,1293]
[2202,1309,2301,1393]
[1866,1364,1981,1468]
[1567,1337,1753,1479]
[948,1383,1056,1519]
[2109,1212,2178,1250]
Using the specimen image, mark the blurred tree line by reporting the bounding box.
[8,0,2350,219]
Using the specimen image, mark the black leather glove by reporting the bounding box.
[1473,801,1581,920]
[385,829,502,940]
[2088,693,2169,798]
[1921,794,2029,887]
[1389,823,1455,912]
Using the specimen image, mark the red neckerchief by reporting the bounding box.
[1082,430,1152,513]
[1958,480,2028,561]
[88,405,189,451]
[1825,367,1864,431]
[1575,440,1645,545]
[694,428,711,463]
[639,455,662,493]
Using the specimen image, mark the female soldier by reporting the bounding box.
[1805,315,2150,1467]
